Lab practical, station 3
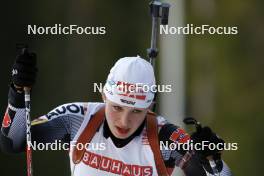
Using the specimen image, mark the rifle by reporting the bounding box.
[147,0,170,112]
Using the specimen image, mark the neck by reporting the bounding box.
[103,118,146,148]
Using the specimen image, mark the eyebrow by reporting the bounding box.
[113,105,142,111]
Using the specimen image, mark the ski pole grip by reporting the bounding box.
[24,87,31,100]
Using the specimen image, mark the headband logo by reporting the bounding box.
[120,99,136,105]
[116,81,146,101]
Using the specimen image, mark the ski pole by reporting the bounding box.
[20,46,33,176]
[24,86,33,176]
[183,117,220,175]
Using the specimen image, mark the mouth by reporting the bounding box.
[116,126,130,135]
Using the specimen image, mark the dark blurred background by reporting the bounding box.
[0,0,263,175]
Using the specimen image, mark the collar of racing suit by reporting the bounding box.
[103,118,146,148]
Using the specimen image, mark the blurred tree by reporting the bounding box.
[186,0,264,175]
[0,0,150,175]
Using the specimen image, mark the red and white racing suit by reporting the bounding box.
[0,86,232,176]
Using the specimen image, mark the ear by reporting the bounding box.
[101,92,106,103]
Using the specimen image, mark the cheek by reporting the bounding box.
[105,108,118,124]
[130,114,146,127]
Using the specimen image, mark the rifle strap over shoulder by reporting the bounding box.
[72,107,105,164]
[147,111,169,176]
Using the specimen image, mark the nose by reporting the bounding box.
[119,113,130,129]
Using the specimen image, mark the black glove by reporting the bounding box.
[11,49,38,88]
[191,126,225,159]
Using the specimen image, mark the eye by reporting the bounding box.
[132,109,142,113]
[113,105,122,111]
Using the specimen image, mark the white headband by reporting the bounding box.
[103,56,156,108]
